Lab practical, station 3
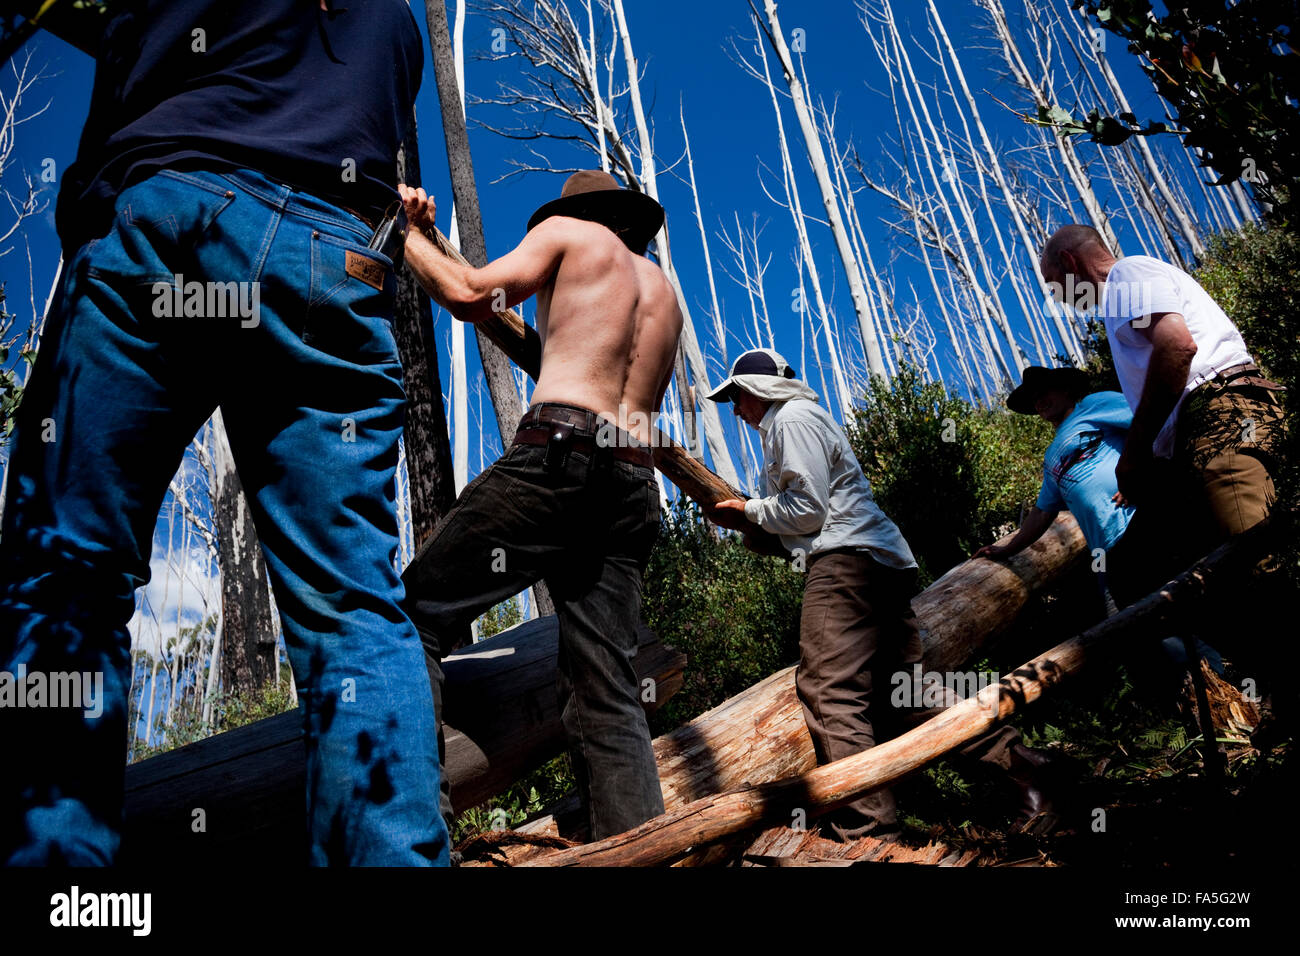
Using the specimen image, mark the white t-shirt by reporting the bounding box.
[1099,255,1252,458]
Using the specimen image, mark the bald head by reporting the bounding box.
[1040,224,1117,311]
[1042,225,1110,269]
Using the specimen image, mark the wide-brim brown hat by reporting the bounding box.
[1006,365,1092,414]
[526,170,664,254]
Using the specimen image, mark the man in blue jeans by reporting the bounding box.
[0,0,448,865]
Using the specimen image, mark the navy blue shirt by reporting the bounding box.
[58,0,423,253]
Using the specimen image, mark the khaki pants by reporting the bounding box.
[1108,374,1287,609]
[797,550,1020,841]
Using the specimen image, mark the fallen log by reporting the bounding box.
[505,514,1086,855]
[659,512,1088,806]
[120,615,683,864]
[519,524,1265,866]
[519,513,1087,837]
[740,825,983,867]
[426,228,741,509]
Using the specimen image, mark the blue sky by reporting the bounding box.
[3,0,1201,486]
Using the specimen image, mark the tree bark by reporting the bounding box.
[393,131,458,549]
[211,409,277,701]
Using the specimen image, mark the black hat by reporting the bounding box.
[526,170,664,255]
[1006,366,1092,415]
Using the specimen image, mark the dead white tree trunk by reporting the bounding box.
[879,0,1027,376]
[757,0,888,382]
[680,101,728,370]
[982,0,1121,255]
[747,20,855,417]
[925,0,1073,365]
[1068,7,1205,259]
[611,0,740,487]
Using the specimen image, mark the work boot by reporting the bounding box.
[1005,743,1060,835]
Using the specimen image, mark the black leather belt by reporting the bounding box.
[513,403,654,469]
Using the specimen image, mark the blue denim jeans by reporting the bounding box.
[0,167,448,866]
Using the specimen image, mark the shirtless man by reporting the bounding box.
[396,171,682,839]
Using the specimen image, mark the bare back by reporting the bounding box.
[530,218,683,446]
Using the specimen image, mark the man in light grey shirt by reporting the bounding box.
[708,349,1054,841]
[739,386,917,570]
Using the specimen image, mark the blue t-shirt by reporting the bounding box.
[1035,391,1136,552]
[57,0,423,253]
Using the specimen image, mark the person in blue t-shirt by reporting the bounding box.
[975,367,1133,588]
[974,367,1222,672]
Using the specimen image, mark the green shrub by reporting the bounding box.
[1194,221,1300,587]
[640,500,804,733]
[848,365,1053,585]
[1195,222,1300,392]
[476,594,524,640]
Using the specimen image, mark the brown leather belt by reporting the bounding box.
[512,403,654,469]
[1193,362,1261,389]
[342,205,377,231]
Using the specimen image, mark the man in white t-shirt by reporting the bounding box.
[1039,225,1285,603]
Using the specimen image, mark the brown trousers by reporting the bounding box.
[1108,374,1287,609]
[797,550,1020,841]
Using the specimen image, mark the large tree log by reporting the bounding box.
[118,615,684,864]
[512,513,1086,846]
[655,514,1082,808]
[520,524,1265,866]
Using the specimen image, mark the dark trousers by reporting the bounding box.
[797,551,1020,841]
[400,406,666,840]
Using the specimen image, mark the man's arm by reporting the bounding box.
[399,184,565,323]
[974,505,1059,560]
[1115,311,1198,504]
[743,421,831,536]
